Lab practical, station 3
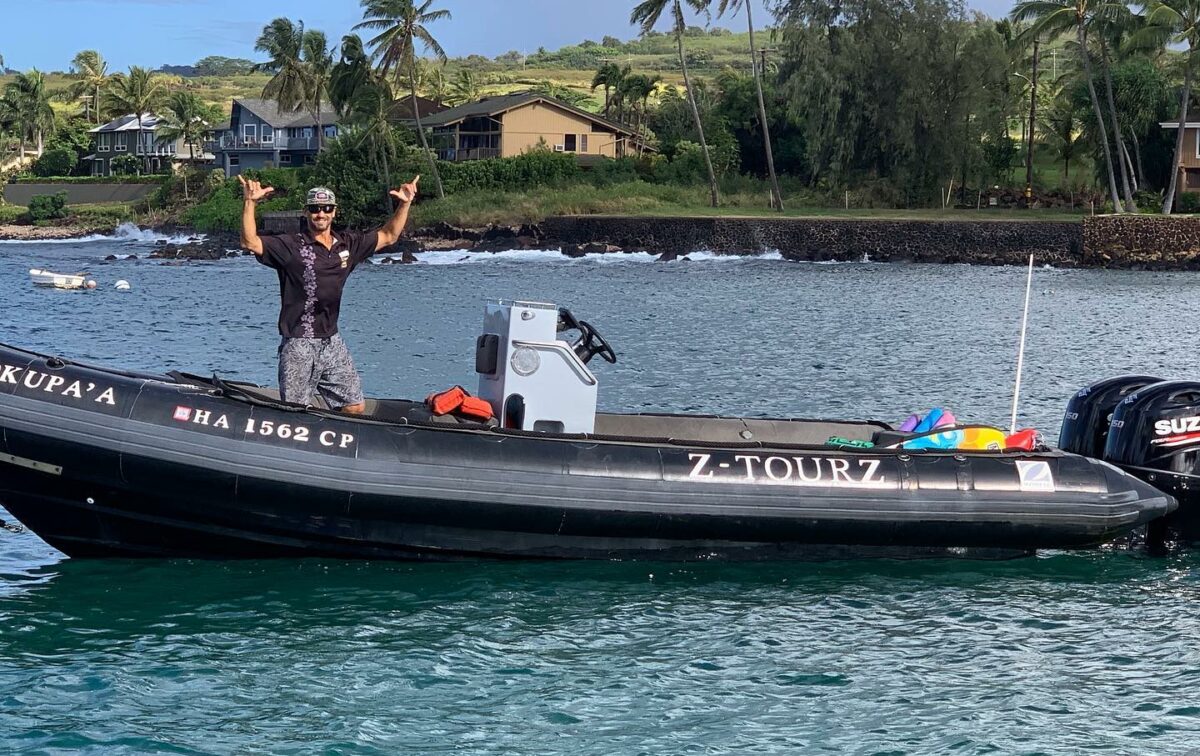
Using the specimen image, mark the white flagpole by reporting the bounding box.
[1010,254,1035,434]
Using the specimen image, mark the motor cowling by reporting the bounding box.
[1103,380,1200,543]
[1059,375,1162,458]
[1104,380,1200,473]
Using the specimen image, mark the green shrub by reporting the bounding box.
[1178,192,1200,214]
[1133,189,1163,213]
[28,192,68,221]
[31,148,78,178]
[182,167,308,232]
[0,205,26,224]
[110,154,141,176]
[70,203,135,225]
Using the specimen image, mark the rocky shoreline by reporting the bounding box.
[11,215,1200,269]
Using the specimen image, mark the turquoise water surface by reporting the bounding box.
[2,233,1200,753]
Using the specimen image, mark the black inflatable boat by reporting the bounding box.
[0,300,1178,560]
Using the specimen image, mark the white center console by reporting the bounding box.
[475,299,598,433]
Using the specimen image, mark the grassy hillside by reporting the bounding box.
[5,28,766,119]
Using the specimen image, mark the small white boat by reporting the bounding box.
[29,269,91,290]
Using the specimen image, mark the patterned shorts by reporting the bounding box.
[278,334,365,409]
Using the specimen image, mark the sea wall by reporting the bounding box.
[5,183,159,206]
[257,212,1200,269]
[1081,215,1200,268]
[542,216,1084,265]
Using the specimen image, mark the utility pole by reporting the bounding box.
[757,47,777,80]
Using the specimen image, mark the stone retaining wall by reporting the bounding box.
[1081,215,1200,268]
[256,212,1200,269]
[542,216,1084,265]
[5,183,159,206]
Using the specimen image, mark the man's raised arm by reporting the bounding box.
[375,175,420,251]
[238,175,275,256]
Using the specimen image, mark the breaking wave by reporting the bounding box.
[374,248,787,266]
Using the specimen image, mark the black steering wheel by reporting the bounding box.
[557,308,617,365]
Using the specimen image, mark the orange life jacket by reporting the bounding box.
[425,385,495,422]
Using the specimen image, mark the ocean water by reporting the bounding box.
[2,234,1200,753]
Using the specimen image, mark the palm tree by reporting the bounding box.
[449,68,482,105]
[303,31,334,151]
[1141,0,1200,213]
[718,0,783,210]
[1012,0,1124,212]
[591,62,623,117]
[631,0,720,207]
[66,50,109,124]
[618,73,660,154]
[1090,3,1140,209]
[155,91,211,199]
[355,0,450,200]
[332,35,402,202]
[1,71,55,157]
[1039,98,1082,181]
[104,66,165,173]
[256,18,333,152]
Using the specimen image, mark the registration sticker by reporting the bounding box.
[1016,460,1055,492]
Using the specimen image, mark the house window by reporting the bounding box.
[280,154,291,164]
[229,155,240,167]
[97,133,110,152]
[1195,128,1200,160]
[564,134,577,152]
[261,128,274,144]
[580,134,588,152]
[114,135,127,152]
[243,123,257,143]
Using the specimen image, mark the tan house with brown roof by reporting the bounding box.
[1160,115,1200,195]
[421,91,643,162]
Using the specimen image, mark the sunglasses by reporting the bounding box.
[306,204,335,214]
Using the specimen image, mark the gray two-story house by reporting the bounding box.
[206,98,340,176]
[86,114,205,177]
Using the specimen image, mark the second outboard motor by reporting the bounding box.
[1059,375,1163,457]
[1104,380,1200,542]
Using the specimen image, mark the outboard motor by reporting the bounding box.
[1103,380,1200,541]
[1059,375,1162,457]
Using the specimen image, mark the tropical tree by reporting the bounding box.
[1089,2,1140,207]
[631,0,720,207]
[1012,0,1124,212]
[331,35,404,202]
[449,68,482,105]
[155,91,213,198]
[591,62,625,117]
[1039,97,1083,180]
[255,18,333,151]
[1,70,55,157]
[1140,0,1200,213]
[718,0,783,209]
[618,73,660,154]
[104,66,165,173]
[66,50,109,124]
[356,0,450,199]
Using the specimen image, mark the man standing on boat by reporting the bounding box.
[238,175,420,414]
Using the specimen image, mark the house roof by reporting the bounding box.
[90,114,165,133]
[421,91,637,135]
[390,94,448,123]
[1161,120,1200,128]
[234,98,340,128]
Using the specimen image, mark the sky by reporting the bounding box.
[8,0,1015,73]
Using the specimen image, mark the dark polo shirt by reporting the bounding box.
[258,229,380,338]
